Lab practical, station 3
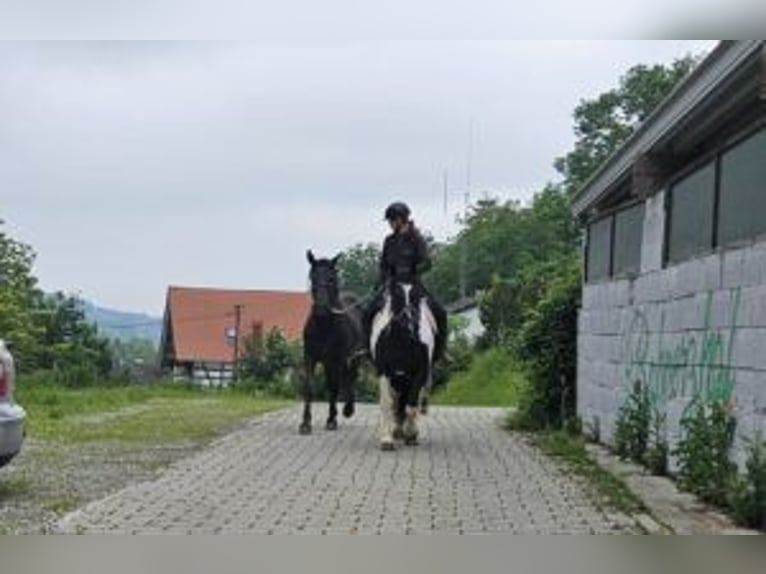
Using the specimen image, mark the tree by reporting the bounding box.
[336,242,381,298]
[0,220,44,371]
[425,185,579,305]
[515,260,582,429]
[239,327,298,382]
[1,220,113,378]
[555,56,699,195]
[35,292,113,379]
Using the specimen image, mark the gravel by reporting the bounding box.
[0,437,205,534]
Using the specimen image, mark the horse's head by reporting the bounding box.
[307,250,342,315]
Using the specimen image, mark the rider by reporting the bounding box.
[364,201,447,362]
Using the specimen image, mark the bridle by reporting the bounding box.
[310,275,382,316]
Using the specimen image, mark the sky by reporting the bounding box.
[0,40,715,315]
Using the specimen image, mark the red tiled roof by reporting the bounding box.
[163,286,311,363]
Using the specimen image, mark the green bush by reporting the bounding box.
[613,380,651,464]
[238,328,301,383]
[675,401,737,508]
[729,436,766,529]
[513,259,581,429]
[645,410,669,476]
[432,315,475,388]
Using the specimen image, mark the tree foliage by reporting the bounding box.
[0,220,112,380]
[239,327,300,383]
[555,56,699,195]
[513,260,582,429]
[426,185,579,304]
[336,242,381,298]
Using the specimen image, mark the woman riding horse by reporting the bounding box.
[364,202,448,449]
[363,202,447,363]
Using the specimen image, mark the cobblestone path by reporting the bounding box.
[55,406,635,534]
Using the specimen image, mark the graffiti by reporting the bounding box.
[622,289,740,414]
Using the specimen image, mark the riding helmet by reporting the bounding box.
[384,202,411,221]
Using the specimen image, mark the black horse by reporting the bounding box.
[300,250,365,435]
[370,281,437,450]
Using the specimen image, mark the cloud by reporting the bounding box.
[0,40,716,313]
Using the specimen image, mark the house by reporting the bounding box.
[572,40,766,467]
[160,286,311,386]
[446,297,485,342]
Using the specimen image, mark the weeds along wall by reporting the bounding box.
[578,190,766,470]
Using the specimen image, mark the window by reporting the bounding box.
[586,216,613,282]
[613,203,645,276]
[718,129,766,245]
[667,161,716,264]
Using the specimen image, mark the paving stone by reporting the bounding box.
[54,406,635,534]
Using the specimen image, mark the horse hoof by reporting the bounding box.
[404,435,419,446]
[299,423,312,435]
[325,420,338,431]
[342,403,355,418]
[380,440,396,451]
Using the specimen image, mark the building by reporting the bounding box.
[160,286,311,386]
[446,297,485,342]
[572,41,766,466]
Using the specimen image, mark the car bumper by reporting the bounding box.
[0,403,26,465]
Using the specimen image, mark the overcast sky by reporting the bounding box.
[1,41,715,315]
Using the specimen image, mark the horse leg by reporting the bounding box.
[326,364,339,431]
[299,358,314,435]
[419,371,433,415]
[393,393,406,441]
[342,363,356,419]
[379,376,396,450]
[403,405,419,446]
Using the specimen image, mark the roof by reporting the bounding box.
[162,286,311,363]
[446,296,479,314]
[572,40,765,218]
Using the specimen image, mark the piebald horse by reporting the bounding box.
[370,281,437,450]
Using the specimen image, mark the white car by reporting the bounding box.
[0,339,25,468]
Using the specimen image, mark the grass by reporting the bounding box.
[15,381,291,444]
[0,476,31,501]
[434,347,524,407]
[45,495,80,516]
[529,429,646,516]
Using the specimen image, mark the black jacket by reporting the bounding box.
[377,224,432,286]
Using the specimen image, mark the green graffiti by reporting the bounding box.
[622,289,740,415]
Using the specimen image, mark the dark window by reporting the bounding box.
[586,216,612,282]
[718,129,766,246]
[667,161,716,264]
[613,203,644,276]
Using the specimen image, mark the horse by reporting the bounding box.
[370,281,438,450]
[300,250,365,435]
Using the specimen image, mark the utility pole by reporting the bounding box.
[232,304,243,384]
[459,118,474,301]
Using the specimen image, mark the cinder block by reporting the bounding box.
[735,285,766,328]
[672,254,721,299]
[732,329,766,371]
[634,271,666,303]
[732,369,766,414]
[582,283,608,310]
[662,295,707,332]
[722,248,745,289]
[583,308,624,335]
[606,279,631,308]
